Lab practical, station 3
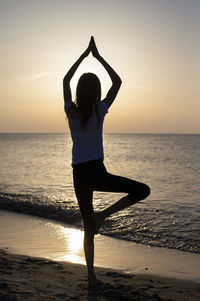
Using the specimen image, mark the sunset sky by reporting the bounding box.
[0,0,199,133]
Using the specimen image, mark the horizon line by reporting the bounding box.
[0,132,199,135]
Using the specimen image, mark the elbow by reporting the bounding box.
[117,77,122,87]
[113,75,122,86]
[113,77,122,90]
[117,74,122,85]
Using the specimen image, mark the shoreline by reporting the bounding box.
[1,249,200,301]
[1,210,200,285]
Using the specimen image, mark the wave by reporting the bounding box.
[0,192,82,226]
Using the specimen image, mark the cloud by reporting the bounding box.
[18,72,57,83]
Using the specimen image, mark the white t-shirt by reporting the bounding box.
[65,100,108,166]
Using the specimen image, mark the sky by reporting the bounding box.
[0,0,199,133]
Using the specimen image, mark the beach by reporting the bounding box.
[1,249,200,301]
[0,211,200,300]
[1,0,200,296]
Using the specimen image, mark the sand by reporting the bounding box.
[0,249,200,301]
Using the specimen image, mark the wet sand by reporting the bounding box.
[1,210,200,283]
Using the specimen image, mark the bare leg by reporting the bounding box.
[92,195,133,234]
[93,183,150,234]
[92,172,150,234]
[74,189,99,288]
[84,223,98,288]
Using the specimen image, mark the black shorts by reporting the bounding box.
[73,159,150,220]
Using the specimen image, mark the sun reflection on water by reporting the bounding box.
[59,227,84,264]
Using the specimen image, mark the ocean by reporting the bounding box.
[0,133,199,253]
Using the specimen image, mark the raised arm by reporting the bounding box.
[91,37,122,108]
[63,38,92,103]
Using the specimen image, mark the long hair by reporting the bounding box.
[75,73,101,130]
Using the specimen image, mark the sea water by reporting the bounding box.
[0,133,199,253]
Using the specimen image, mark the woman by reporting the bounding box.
[63,37,150,288]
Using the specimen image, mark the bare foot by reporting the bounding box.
[92,212,105,234]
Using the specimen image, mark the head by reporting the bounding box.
[75,73,101,130]
[75,73,101,109]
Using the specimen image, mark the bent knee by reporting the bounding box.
[143,184,150,199]
[128,183,150,203]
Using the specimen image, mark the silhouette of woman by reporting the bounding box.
[63,37,150,289]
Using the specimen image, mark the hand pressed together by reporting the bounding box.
[82,36,100,59]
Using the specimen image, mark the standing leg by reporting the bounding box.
[73,165,99,288]
[83,218,97,288]
[74,188,97,288]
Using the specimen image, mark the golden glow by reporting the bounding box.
[70,56,111,100]
[60,227,84,264]
[0,0,199,133]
